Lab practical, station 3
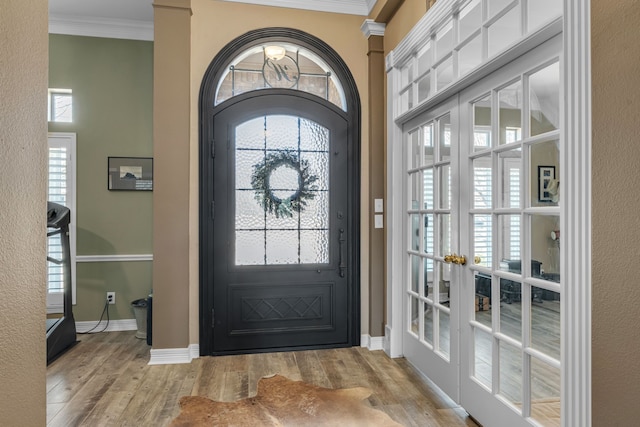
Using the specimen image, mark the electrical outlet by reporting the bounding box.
[106,291,115,305]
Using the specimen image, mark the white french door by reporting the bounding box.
[403,95,460,401]
[402,35,562,427]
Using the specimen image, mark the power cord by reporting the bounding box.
[77,299,110,334]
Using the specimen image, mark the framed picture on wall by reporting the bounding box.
[538,165,556,202]
[108,157,153,191]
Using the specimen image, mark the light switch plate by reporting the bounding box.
[374,214,383,228]
[374,198,383,213]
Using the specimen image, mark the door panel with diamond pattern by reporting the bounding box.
[210,92,350,353]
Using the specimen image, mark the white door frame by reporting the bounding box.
[384,1,591,425]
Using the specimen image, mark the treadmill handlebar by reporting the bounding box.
[47,201,70,229]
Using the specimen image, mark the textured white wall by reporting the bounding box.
[592,0,640,425]
[0,1,48,425]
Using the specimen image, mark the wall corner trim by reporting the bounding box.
[360,334,384,351]
[361,19,386,38]
[148,345,200,365]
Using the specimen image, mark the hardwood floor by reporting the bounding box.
[47,332,479,427]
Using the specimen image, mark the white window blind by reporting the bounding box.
[47,133,76,311]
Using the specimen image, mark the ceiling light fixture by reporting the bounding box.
[264,45,286,61]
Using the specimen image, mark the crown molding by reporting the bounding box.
[49,15,154,41]
[360,19,386,38]
[220,0,371,15]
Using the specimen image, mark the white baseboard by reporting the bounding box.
[360,334,384,351]
[76,319,137,333]
[148,344,200,365]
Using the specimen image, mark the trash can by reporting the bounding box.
[131,298,148,340]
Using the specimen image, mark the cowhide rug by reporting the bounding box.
[170,374,402,426]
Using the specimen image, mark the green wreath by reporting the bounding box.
[251,151,318,218]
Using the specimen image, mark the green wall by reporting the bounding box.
[49,34,153,321]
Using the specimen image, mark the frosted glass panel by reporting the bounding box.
[488,5,521,58]
[530,62,560,136]
[266,230,298,264]
[300,230,329,264]
[266,115,298,150]
[235,115,330,265]
[300,119,329,151]
[236,116,265,149]
[236,231,265,265]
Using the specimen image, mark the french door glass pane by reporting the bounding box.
[423,168,434,209]
[473,272,492,328]
[530,62,560,136]
[498,149,522,208]
[423,124,435,165]
[439,164,451,208]
[531,286,560,360]
[424,214,434,253]
[409,130,421,169]
[498,79,523,145]
[439,310,451,357]
[473,157,492,208]
[410,254,420,293]
[499,279,522,340]
[498,214,521,263]
[410,171,422,209]
[411,214,421,251]
[473,214,492,268]
[474,327,493,388]
[473,95,492,152]
[499,340,522,406]
[530,140,559,207]
[531,214,560,277]
[411,296,419,335]
[235,115,330,265]
[424,258,434,298]
[531,357,561,426]
[424,302,434,344]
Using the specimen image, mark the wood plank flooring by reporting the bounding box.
[47,332,479,427]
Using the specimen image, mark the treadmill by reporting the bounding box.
[46,201,77,364]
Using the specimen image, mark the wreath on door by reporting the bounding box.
[251,151,318,218]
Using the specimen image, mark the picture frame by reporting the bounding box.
[538,165,556,202]
[108,157,153,191]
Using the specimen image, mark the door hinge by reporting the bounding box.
[211,309,215,328]
[210,139,215,158]
[210,201,215,220]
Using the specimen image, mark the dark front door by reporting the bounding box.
[204,91,353,354]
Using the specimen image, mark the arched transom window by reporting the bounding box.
[215,43,347,111]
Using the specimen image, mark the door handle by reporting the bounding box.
[444,253,467,265]
[339,228,346,277]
